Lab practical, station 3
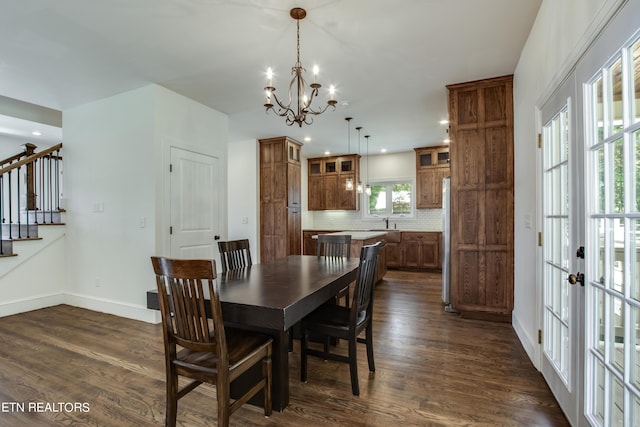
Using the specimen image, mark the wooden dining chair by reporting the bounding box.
[218,239,252,273]
[151,256,272,427]
[300,242,381,396]
[317,234,352,307]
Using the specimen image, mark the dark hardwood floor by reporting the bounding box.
[0,270,569,426]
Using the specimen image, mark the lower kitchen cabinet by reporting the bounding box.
[400,232,440,269]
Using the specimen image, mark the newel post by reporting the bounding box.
[23,143,37,211]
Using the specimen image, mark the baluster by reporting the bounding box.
[16,165,22,238]
[8,168,12,240]
[48,154,53,224]
[0,174,3,255]
[55,149,60,210]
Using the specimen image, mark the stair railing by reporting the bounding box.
[0,143,63,254]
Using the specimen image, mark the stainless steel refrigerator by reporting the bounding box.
[441,176,457,313]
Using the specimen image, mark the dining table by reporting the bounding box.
[146,254,360,412]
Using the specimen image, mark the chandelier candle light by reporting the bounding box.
[264,7,337,127]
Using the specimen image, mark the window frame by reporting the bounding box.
[363,179,414,219]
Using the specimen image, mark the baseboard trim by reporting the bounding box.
[512,312,539,370]
[0,292,161,324]
[0,293,66,318]
[64,293,161,324]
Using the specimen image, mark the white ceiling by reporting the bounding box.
[0,0,541,157]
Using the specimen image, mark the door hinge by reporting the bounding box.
[169,226,173,235]
[169,164,173,172]
[537,133,542,148]
[538,329,542,344]
[538,232,542,247]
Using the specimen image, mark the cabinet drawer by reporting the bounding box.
[401,232,439,242]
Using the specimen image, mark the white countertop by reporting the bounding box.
[316,231,388,241]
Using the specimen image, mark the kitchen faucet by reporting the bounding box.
[383,217,389,229]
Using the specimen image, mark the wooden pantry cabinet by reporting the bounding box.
[415,145,450,209]
[447,75,514,322]
[308,155,360,210]
[259,136,302,262]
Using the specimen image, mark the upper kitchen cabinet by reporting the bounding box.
[308,154,360,210]
[259,136,302,262]
[414,145,450,209]
[447,75,514,322]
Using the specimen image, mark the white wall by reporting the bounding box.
[227,138,259,261]
[512,0,625,365]
[63,84,227,322]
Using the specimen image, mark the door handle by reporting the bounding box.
[567,272,584,286]
[214,235,220,240]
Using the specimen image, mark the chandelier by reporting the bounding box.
[263,7,337,127]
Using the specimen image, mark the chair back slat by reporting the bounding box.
[151,257,227,357]
[351,242,381,321]
[218,239,252,273]
[317,234,352,260]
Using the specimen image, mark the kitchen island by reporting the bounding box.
[305,230,388,282]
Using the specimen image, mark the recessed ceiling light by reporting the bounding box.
[304,136,311,142]
[32,131,42,136]
[439,120,449,125]
[324,151,330,155]
[380,148,387,153]
[444,138,450,143]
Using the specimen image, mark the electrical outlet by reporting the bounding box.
[95,277,101,287]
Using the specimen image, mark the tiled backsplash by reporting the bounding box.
[306,209,443,231]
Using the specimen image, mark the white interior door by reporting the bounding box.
[582,31,640,427]
[170,147,220,259]
[540,73,584,426]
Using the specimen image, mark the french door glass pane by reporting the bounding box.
[597,218,606,284]
[609,57,624,135]
[597,146,606,213]
[613,139,625,213]
[611,376,624,426]
[635,131,640,212]
[612,218,625,294]
[596,287,605,357]
[610,296,625,371]
[595,358,606,424]
[632,305,640,389]
[633,39,640,124]
[595,76,605,142]
[634,219,640,302]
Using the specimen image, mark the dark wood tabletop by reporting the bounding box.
[147,255,360,411]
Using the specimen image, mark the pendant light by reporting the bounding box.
[355,126,363,193]
[365,135,371,195]
[345,117,354,191]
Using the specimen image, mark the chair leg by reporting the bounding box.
[300,324,308,382]
[263,353,272,416]
[348,335,360,396]
[366,324,375,372]
[165,367,178,427]
[217,379,231,427]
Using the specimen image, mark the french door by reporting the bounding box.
[540,73,584,426]
[582,31,640,427]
